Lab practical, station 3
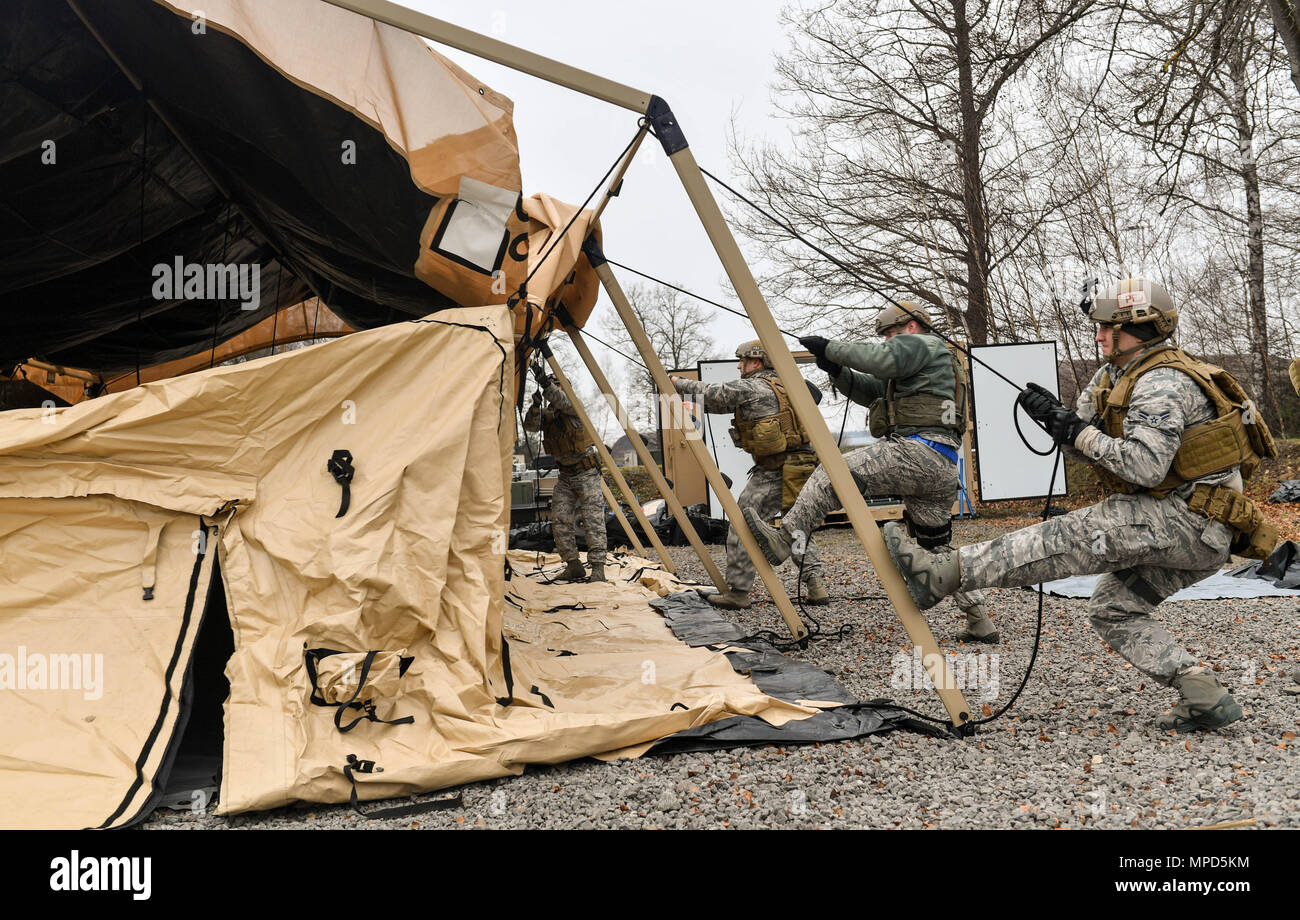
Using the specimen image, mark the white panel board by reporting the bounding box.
[969,342,1070,502]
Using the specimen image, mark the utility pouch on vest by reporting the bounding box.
[559,453,600,474]
[1186,484,1278,560]
[781,451,818,511]
[1170,413,1253,484]
[745,416,789,461]
[868,397,889,437]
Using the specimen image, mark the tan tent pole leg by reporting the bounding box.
[320,0,651,111]
[662,146,969,727]
[590,260,808,642]
[599,477,643,555]
[540,348,676,573]
[565,328,722,586]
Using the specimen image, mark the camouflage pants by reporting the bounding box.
[782,436,987,612]
[957,492,1233,685]
[728,466,821,592]
[552,466,607,566]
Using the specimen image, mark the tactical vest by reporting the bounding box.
[542,409,595,465]
[1091,346,1278,558]
[730,376,812,472]
[868,343,967,439]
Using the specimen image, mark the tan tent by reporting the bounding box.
[0,310,819,828]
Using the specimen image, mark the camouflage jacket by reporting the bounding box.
[672,369,783,421]
[523,380,594,466]
[824,332,962,447]
[1071,344,1240,499]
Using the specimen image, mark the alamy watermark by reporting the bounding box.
[891,645,999,698]
[152,256,261,311]
[0,646,103,700]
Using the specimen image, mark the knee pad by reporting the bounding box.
[904,513,952,550]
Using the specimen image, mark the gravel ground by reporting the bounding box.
[144,518,1300,830]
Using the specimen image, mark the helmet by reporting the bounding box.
[735,339,772,370]
[1084,277,1178,338]
[875,301,933,336]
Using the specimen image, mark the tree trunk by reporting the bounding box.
[953,0,992,344]
[1265,0,1300,94]
[1227,46,1286,434]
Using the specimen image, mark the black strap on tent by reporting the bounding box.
[327,449,354,517]
[496,635,515,706]
[304,648,415,734]
[529,685,555,708]
[624,565,662,583]
[542,602,589,613]
[670,702,689,712]
[343,755,463,820]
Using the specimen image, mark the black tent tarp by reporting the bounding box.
[0,0,493,372]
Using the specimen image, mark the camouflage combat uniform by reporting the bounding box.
[673,370,823,592]
[781,333,989,615]
[954,344,1240,684]
[523,380,607,567]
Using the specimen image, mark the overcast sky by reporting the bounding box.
[406,0,794,364]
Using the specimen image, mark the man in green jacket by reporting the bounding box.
[744,302,997,643]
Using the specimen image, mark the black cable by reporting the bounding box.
[606,258,802,340]
[514,124,646,303]
[697,165,1030,398]
[577,327,650,372]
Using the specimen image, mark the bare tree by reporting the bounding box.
[730,0,1097,344]
[1098,0,1300,432]
[1265,0,1300,93]
[598,282,716,427]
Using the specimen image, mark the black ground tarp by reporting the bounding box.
[1228,540,1300,590]
[1268,481,1300,504]
[646,591,943,753]
[1,0,456,373]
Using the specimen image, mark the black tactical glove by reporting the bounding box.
[798,335,830,359]
[531,364,548,387]
[1046,406,1090,446]
[1018,383,1088,446]
[1017,382,1061,426]
[815,354,842,378]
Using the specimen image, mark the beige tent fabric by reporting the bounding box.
[150,0,530,315]
[0,307,809,827]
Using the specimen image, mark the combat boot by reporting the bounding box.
[1156,667,1243,733]
[587,563,606,583]
[742,508,793,564]
[706,586,751,610]
[803,573,830,606]
[882,521,960,610]
[555,559,587,582]
[957,603,999,644]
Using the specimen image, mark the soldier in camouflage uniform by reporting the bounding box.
[884,278,1279,732]
[523,366,607,583]
[744,303,998,643]
[670,340,829,609]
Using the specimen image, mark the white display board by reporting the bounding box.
[968,342,1070,502]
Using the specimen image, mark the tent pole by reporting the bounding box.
[598,478,643,556]
[590,256,808,642]
[319,0,651,111]
[540,347,677,573]
[319,0,965,724]
[662,144,970,728]
[566,327,722,588]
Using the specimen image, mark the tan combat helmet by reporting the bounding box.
[875,301,933,336]
[1086,277,1178,362]
[735,339,773,370]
